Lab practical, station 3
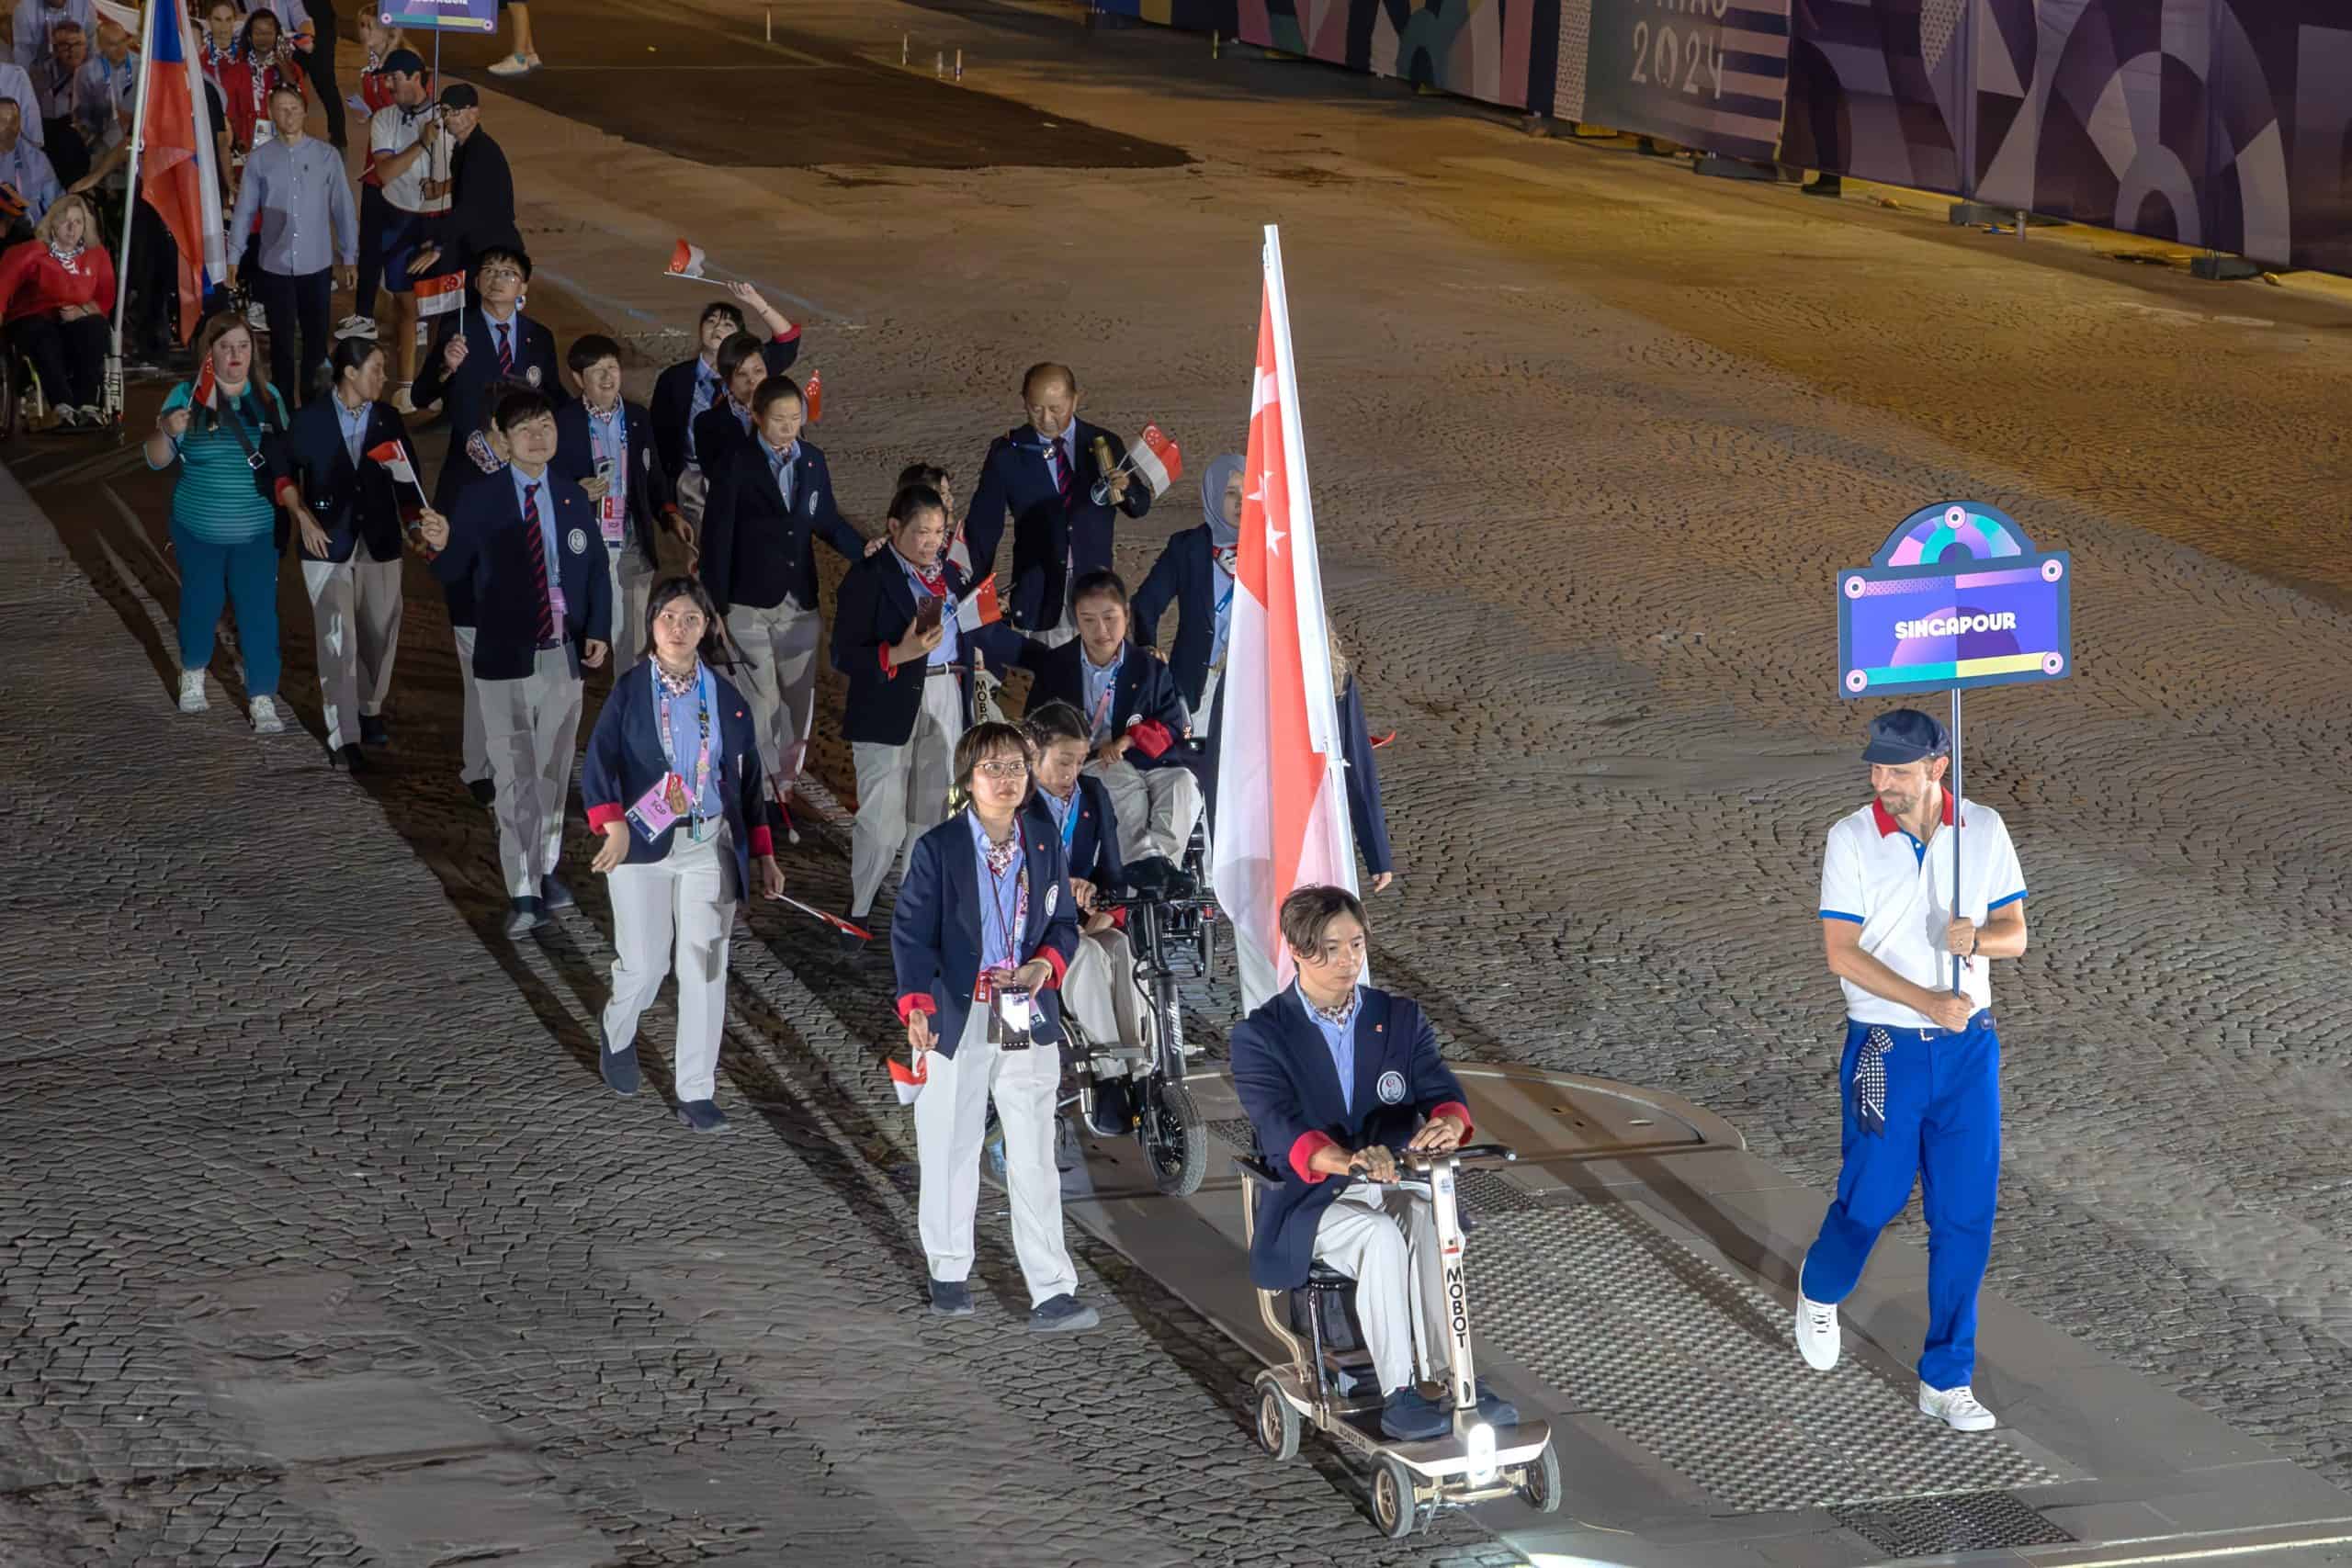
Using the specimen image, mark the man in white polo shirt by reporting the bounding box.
[1793,708,2029,1433]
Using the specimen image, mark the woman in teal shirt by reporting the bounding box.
[143,311,325,735]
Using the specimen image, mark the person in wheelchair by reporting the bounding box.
[0,188,108,427]
[1020,698,1155,1132]
[1229,885,1514,1442]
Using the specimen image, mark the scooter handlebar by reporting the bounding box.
[1402,1142,1518,1172]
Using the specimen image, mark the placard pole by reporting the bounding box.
[1949,685,1964,995]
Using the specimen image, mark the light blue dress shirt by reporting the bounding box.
[1301,983,1363,1114]
[762,436,797,512]
[586,402,629,507]
[967,812,1025,975]
[684,358,718,466]
[333,391,369,465]
[510,464,565,632]
[226,134,358,276]
[1080,644,1124,740]
[894,549,957,669]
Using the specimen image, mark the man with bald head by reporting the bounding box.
[962,361,1152,643]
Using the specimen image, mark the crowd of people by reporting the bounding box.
[81,1,2033,1448]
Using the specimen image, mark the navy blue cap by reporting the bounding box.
[380,47,424,76]
[1860,708,1949,764]
[436,82,480,111]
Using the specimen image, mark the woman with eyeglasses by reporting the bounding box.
[890,720,1097,1332]
[581,576,785,1135]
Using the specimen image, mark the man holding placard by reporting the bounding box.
[1797,708,2029,1431]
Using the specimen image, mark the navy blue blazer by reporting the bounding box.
[1005,637,1193,768]
[829,547,981,747]
[581,662,777,895]
[552,399,677,566]
[429,468,612,682]
[891,808,1083,1059]
[1131,523,1222,714]
[413,308,570,512]
[285,396,414,564]
[698,437,863,615]
[1020,774,1125,894]
[688,400,756,487]
[961,418,1151,632]
[649,333,800,483]
[1228,987,1472,1291]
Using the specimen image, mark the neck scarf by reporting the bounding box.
[653,657,699,700]
[47,239,84,266]
[1201,451,1245,548]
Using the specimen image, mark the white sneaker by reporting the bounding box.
[178,669,209,713]
[1794,1292,1841,1371]
[390,383,417,415]
[248,694,286,735]
[334,314,378,340]
[486,51,538,75]
[1918,1382,1997,1432]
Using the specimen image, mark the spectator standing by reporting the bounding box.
[226,82,357,408]
[401,83,514,285]
[286,335,429,767]
[0,189,110,426]
[0,99,60,233]
[31,18,85,186]
[360,49,449,400]
[142,311,326,737]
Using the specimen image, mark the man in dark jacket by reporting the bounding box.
[401,83,515,284]
[1230,886,1501,1443]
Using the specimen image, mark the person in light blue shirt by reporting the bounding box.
[225,83,357,408]
[11,0,90,72]
[0,98,58,228]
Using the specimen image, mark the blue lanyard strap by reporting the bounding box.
[651,662,714,825]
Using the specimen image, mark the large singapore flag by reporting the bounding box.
[1211,226,1358,1010]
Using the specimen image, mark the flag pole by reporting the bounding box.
[107,0,164,430]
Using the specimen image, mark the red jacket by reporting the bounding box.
[0,242,117,326]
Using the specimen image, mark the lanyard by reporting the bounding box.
[590,407,622,468]
[651,662,714,831]
[1086,652,1123,738]
[1054,791,1079,852]
[981,830,1026,974]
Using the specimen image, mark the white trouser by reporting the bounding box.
[452,624,489,784]
[1085,757,1204,863]
[602,827,738,1101]
[1312,1183,1453,1396]
[300,555,401,749]
[848,671,962,916]
[676,466,709,528]
[914,1001,1076,1304]
[479,646,582,899]
[605,541,657,675]
[725,596,821,795]
[1060,925,1151,1051]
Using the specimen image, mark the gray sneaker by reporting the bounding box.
[928,1279,974,1317]
[1027,1293,1099,1333]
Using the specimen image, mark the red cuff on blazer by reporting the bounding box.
[878,644,898,680]
[895,992,937,1023]
[1125,719,1175,760]
[1031,942,1067,989]
[585,803,625,833]
[1289,1131,1339,1183]
[748,826,775,859]
[1428,1101,1474,1141]
[771,324,801,344]
[1107,907,1128,931]
[274,477,300,507]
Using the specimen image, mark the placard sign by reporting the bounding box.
[1837,502,2071,699]
[1576,0,1794,164]
[379,0,496,34]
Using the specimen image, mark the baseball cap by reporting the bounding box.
[436,82,480,111]
[1860,708,1950,764]
[380,47,424,75]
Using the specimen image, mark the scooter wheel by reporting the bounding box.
[1140,1080,1208,1197]
[1519,1443,1561,1514]
[1370,1454,1418,1539]
[1252,1375,1299,1461]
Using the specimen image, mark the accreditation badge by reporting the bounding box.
[625,773,692,840]
[600,492,627,547]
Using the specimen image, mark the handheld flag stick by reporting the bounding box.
[1949,687,1965,996]
[106,0,164,430]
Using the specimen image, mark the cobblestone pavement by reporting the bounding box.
[6,0,2352,1561]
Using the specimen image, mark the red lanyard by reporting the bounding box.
[982,831,1026,974]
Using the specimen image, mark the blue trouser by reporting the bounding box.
[172,522,283,697]
[1800,1011,2001,1391]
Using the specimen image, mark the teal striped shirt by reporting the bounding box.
[152,380,291,544]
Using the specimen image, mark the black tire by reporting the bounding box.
[1252,1376,1299,1461]
[1520,1443,1561,1514]
[1139,1079,1208,1197]
[1370,1454,1416,1539]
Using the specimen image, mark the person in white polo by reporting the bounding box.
[1794,708,2029,1432]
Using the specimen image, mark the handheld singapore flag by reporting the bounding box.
[413,269,465,320]
[1125,424,1183,498]
[888,1050,929,1106]
[367,439,431,507]
[955,573,1001,634]
[665,238,740,285]
[138,0,228,340]
[1210,227,1359,1010]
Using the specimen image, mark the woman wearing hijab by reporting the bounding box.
[144,309,322,735]
[582,576,786,1134]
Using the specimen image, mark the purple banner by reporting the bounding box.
[1838,503,2072,700]
[1789,0,2352,272]
[379,0,497,36]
